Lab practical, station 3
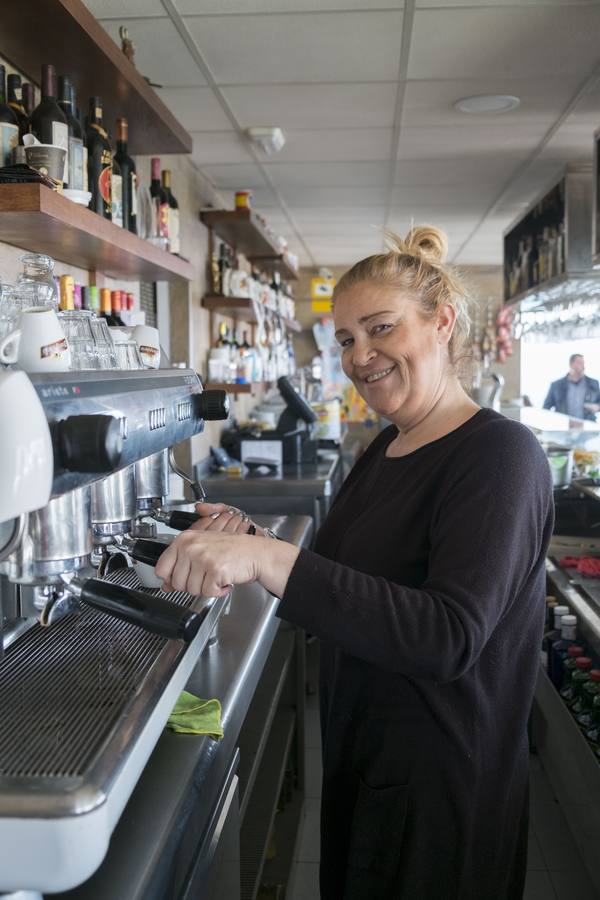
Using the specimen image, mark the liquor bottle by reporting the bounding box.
[575,670,600,730]
[112,153,123,227]
[99,288,120,325]
[21,83,36,117]
[6,74,28,143]
[559,657,592,707]
[59,275,75,311]
[86,97,112,219]
[150,156,169,245]
[161,169,180,254]
[70,85,87,191]
[30,64,68,181]
[110,290,126,326]
[58,75,84,191]
[0,66,19,167]
[114,118,137,234]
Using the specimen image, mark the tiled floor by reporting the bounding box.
[288,648,599,900]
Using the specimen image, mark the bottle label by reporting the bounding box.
[169,208,180,254]
[98,152,112,210]
[68,137,84,191]
[159,201,169,238]
[131,172,138,218]
[51,121,69,183]
[40,337,69,360]
[0,122,18,166]
[112,173,123,227]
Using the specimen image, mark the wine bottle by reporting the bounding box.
[99,288,120,326]
[161,169,180,254]
[114,118,137,234]
[110,290,126,326]
[7,74,28,143]
[30,64,68,181]
[86,96,112,219]
[0,66,19,167]
[150,156,169,245]
[58,75,84,191]
[70,84,87,192]
[21,83,35,117]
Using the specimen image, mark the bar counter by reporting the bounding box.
[55,513,313,900]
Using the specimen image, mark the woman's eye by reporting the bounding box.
[371,323,392,336]
[339,337,354,348]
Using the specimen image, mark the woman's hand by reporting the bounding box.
[190,501,270,537]
[154,529,301,599]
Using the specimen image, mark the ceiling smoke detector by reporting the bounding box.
[246,127,286,155]
[454,94,521,114]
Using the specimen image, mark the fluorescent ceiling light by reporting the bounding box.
[454,94,521,114]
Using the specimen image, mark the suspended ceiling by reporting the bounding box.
[85,0,600,269]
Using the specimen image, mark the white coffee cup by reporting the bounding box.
[0,306,71,372]
[0,370,53,522]
[132,324,161,369]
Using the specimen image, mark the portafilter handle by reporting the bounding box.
[152,509,200,531]
[64,575,202,643]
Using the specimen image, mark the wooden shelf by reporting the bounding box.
[202,296,302,332]
[203,382,254,394]
[199,209,299,281]
[1,0,191,154]
[0,184,193,282]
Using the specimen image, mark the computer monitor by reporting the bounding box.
[277,376,317,426]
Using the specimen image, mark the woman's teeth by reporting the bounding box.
[365,366,394,383]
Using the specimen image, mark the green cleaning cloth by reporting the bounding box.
[167,691,224,739]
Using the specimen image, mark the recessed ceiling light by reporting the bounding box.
[454,94,521,114]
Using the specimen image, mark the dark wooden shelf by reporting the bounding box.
[203,382,254,394]
[0,184,193,281]
[1,0,192,155]
[199,209,299,281]
[202,296,302,332]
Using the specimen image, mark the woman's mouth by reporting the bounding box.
[363,365,395,384]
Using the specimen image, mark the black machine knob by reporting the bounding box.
[196,390,230,422]
[53,414,123,473]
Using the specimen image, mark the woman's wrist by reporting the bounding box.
[254,537,301,598]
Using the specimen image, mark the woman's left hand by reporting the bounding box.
[154,529,301,599]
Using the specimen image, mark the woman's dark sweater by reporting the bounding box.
[277,409,554,900]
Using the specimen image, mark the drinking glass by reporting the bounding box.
[115,340,144,370]
[16,254,58,310]
[58,310,97,370]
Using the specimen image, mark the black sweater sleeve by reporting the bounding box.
[276,421,554,682]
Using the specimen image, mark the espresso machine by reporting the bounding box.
[0,368,229,896]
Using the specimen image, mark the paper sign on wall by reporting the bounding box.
[310,276,336,313]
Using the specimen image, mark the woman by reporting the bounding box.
[156,227,554,900]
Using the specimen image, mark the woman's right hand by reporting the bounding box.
[190,502,263,535]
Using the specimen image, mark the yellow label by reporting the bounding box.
[311,299,333,313]
[310,276,336,302]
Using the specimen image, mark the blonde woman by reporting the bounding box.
[157,227,554,900]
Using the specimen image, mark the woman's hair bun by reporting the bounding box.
[385,225,448,266]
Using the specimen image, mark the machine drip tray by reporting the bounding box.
[0,569,223,816]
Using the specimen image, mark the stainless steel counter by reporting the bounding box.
[197,452,342,538]
[54,514,313,900]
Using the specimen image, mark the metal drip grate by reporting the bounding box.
[0,569,203,781]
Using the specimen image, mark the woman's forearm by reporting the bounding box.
[256,537,301,598]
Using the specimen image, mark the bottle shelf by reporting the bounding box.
[1,0,191,155]
[203,382,274,395]
[0,184,193,282]
[202,295,301,332]
[199,209,299,281]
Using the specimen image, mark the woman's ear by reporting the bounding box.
[436,303,457,346]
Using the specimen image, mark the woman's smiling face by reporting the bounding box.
[333,281,456,427]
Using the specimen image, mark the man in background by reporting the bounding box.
[543,354,600,420]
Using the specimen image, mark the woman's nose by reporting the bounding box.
[351,340,376,368]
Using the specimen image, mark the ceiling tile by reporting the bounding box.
[178,0,403,12]
[85,0,166,16]
[201,163,268,188]
[403,76,580,128]
[99,18,205,87]
[263,128,392,162]
[394,157,517,186]
[155,87,232,130]
[397,123,547,160]
[391,183,502,207]
[191,131,255,164]
[417,0,597,6]
[185,11,403,84]
[222,83,398,129]
[278,186,390,206]
[409,7,600,80]
[537,125,595,163]
[288,206,388,223]
[264,161,390,188]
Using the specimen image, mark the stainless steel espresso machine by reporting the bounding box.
[0,368,229,896]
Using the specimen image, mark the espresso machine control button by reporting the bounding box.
[196,390,230,421]
[53,415,123,472]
